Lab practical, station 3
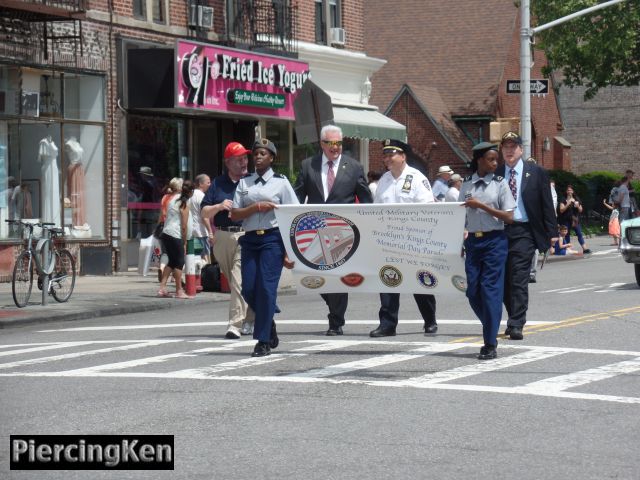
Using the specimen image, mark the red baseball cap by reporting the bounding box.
[223,142,250,159]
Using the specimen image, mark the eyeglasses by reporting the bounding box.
[322,140,343,147]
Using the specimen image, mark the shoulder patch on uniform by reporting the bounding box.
[422,179,431,190]
[273,173,286,179]
[493,175,504,182]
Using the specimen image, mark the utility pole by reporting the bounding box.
[520,0,628,160]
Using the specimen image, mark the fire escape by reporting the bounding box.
[0,0,86,66]
[227,0,298,58]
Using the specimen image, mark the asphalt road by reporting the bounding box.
[1,239,639,479]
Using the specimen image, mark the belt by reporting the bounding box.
[469,230,504,239]
[216,226,244,232]
[246,227,278,236]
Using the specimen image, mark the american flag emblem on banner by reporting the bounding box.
[290,211,360,270]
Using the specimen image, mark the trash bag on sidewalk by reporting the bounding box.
[138,235,162,276]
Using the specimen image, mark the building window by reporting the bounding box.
[133,0,146,19]
[132,0,167,24]
[315,0,340,44]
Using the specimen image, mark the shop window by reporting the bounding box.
[61,124,105,239]
[64,74,105,122]
[127,116,184,239]
[0,120,106,241]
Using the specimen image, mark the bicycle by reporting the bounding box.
[5,220,76,308]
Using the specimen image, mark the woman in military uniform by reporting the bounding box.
[459,142,516,360]
[230,139,299,357]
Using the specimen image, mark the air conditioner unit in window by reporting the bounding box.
[188,5,214,29]
[330,27,346,46]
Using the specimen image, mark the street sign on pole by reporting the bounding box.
[507,79,549,95]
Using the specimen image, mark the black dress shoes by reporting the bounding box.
[424,323,438,335]
[369,326,396,337]
[270,321,279,349]
[251,341,271,357]
[508,326,523,340]
[326,327,343,336]
[477,345,497,360]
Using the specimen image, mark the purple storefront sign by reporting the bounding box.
[176,40,310,120]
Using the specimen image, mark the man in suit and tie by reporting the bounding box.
[293,125,373,335]
[497,131,556,340]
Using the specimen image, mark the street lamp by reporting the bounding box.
[520,0,628,160]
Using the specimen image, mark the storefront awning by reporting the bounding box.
[333,107,406,141]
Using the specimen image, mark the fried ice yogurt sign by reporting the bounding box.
[177,40,310,120]
[276,203,467,294]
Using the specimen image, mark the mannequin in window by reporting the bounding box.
[38,134,60,225]
[65,136,86,226]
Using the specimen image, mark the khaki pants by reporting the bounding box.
[213,230,254,330]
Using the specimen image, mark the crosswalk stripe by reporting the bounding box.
[402,348,565,386]
[288,344,464,378]
[0,341,179,370]
[524,357,640,392]
[0,342,94,357]
[56,341,256,375]
[169,353,306,378]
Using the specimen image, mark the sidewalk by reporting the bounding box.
[0,271,233,329]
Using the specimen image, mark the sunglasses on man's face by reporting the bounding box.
[322,140,343,147]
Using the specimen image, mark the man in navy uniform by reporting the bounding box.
[497,132,556,340]
[293,125,373,336]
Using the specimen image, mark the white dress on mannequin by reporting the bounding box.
[39,136,60,225]
[65,137,86,226]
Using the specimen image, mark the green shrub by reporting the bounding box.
[548,169,588,206]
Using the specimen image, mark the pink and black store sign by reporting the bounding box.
[176,40,311,120]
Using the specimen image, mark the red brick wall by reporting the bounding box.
[370,93,471,180]
[295,0,364,51]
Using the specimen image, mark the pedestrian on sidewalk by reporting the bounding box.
[158,180,194,299]
[558,185,591,254]
[603,197,621,246]
[189,174,213,263]
[293,125,373,336]
[201,142,255,339]
[230,139,299,357]
[497,131,556,341]
[368,139,439,338]
[460,142,515,360]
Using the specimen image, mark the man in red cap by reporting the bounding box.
[202,142,255,339]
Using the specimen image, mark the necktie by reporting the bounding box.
[508,168,517,201]
[326,161,335,194]
[254,177,265,185]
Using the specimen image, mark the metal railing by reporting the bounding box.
[227,0,298,57]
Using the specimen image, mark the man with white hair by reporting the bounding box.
[433,165,454,201]
[293,125,373,336]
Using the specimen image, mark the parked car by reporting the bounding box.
[619,218,640,286]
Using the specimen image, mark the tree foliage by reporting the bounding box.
[531,0,640,99]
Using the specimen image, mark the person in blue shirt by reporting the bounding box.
[201,142,255,339]
[230,139,299,357]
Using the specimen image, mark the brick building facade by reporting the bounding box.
[0,0,399,280]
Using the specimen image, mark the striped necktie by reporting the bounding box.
[508,168,517,201]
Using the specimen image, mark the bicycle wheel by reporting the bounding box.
[50,249,76,303]
[12,251,33,308]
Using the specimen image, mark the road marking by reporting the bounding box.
[524,357,640,392]
[55,341,256,375]
[288,343,463,379]
[0,342,96,357]
[0,340,179,370]
[2,340,640,404]
[403,348,564,386]
[36,319,555,333]
[590,249,619,256]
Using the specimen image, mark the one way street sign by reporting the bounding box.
[506,79,549,94]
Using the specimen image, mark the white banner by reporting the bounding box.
[275,203,468,295]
